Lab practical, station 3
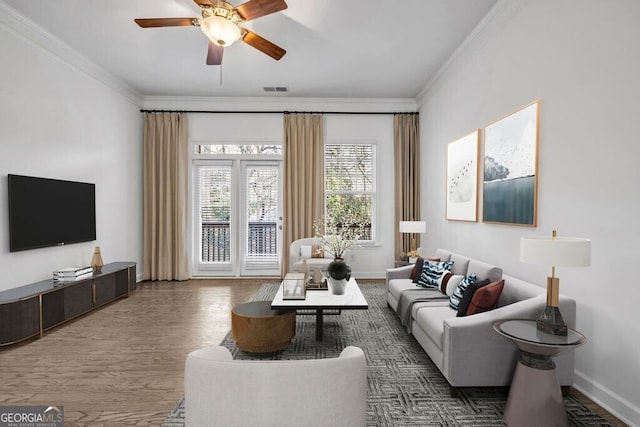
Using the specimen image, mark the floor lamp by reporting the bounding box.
[520,230,591,336]
[399,221,426,256]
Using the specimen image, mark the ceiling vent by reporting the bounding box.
[263,86,288,92]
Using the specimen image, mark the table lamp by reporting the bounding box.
[520,230,591,336]
[399,220,426,254]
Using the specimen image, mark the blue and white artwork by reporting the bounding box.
[483,101,539,226]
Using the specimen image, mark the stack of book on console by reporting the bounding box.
[53,266,93,285]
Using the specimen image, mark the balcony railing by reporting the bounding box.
[201,221,372,263]
[201,221,278,262]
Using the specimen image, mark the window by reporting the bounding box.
[195,144,281,155]
[324,143,375,241]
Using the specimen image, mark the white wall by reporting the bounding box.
[186,111,396,278]
[417,0,640,424]
[0,11,143,291]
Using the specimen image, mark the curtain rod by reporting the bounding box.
[139,109,418,115]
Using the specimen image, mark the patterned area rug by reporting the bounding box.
[163,282,609,426]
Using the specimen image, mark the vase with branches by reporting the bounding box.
[313,213,368,260]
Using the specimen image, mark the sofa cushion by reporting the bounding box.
[410,257,424,282]
[300,245,312,258]
[443,274,464,297]
[466,280,505,315]
[456,279,491,316]
[434,249,452,261]
[467,259,503,282]
[291,258,332,273]
[299,244,329,260]
[417,261,454,288]
[411,299,451,319]
[388,279,419,301]
[437,271,452,294]
[413,305,457,351]
[450,254,470,276]
[311,245,325,258]
[449,274,477,310]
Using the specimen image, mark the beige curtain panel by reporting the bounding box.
[282,113,324,276]
[393,113,421,259]
[143,112,190,281]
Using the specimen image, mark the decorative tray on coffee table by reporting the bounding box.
[306,278,328,291]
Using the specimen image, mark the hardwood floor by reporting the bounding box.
[0,279,626,426]
[0,279,265,426]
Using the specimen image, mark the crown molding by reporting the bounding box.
[0,1,143,106]
[142,96,417,113]
[416,0,531,107]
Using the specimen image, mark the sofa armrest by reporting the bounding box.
[386,265,414,282]
[442,294,577,387]
[442,297,545,387]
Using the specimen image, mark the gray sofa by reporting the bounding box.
[386,249,577,395]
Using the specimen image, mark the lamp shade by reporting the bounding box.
[520,236,591,267]
[399,221,426,234]
[200,16,241,47]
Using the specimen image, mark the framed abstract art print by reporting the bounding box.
[483,101,539,226]
[446,130,479,222]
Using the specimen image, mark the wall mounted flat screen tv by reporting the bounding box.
[8,174,96,252]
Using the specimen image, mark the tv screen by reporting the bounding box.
[8,174,96,252]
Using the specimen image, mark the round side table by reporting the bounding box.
[231,301,296,353]
[494,319,586,427]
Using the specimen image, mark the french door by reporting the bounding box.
[192,160,282,276]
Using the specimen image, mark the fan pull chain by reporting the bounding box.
[219,63,223,86]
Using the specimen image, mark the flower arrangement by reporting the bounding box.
[406,250,421,258]
[313,213,368,260]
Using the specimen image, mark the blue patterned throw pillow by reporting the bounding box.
[449,273,478,310]
[417,260,454,288]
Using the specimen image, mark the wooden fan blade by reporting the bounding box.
[193,0,212,6]
[134,18,197,28]
[236,0,287,21]
[241,29,286,60]
[207,42,224,65]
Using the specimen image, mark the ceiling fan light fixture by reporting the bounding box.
[200,15,241,47]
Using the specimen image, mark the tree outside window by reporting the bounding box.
[324,144,374,241]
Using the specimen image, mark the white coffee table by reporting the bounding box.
[271,277,368,340]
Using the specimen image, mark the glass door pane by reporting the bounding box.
[195,163,235,275]
[242,163,281,275]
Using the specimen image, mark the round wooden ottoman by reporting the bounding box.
[231,301,296,353]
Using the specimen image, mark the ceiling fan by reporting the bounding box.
[135,0,287,66]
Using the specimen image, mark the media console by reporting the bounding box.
[0,262,136,347]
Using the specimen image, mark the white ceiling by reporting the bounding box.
[2,0,497,99]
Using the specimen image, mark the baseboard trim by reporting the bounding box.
[574,370,639,426]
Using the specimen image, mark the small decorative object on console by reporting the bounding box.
[91,246,104,273]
